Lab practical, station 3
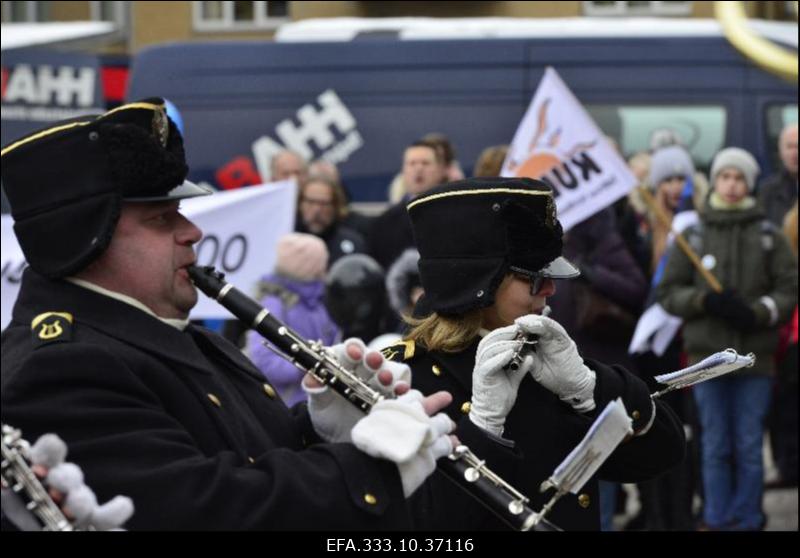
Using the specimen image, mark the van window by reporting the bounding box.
[587,104,727,170]
[765,103,798,171]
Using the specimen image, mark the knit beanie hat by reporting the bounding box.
[710,147,760,192]
[275,233,328,281]
[649,128,684,151]
[649,145,695,189]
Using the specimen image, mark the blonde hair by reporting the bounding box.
[473,145,509,177]
[783,202,798,258]
[404,309,484,353]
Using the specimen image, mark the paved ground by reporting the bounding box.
[762,436,798,532]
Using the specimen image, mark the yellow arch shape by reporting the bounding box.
[715,1,798,83]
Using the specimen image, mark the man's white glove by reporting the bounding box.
[351,390,454,497]
[515,314,596,413]
[470,325,533,436]
[32,434,134,530]
[303,338,411,443]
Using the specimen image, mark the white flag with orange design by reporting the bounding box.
[501,67,637,231]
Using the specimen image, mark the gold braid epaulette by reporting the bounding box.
[380,340,416,362]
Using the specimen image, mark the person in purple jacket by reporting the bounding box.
[246,233,340,406]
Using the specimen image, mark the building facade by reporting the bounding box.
[2,1,796,53]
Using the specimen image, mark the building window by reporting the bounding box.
[193,1,289,31]
[89,1,126,26]
[2,1,40,22]
[583,1,693,17]
[587,104,726,171]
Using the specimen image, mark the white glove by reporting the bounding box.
[30,434,135,530]
[304,337,412,443]
[515,314,596,412]
[470,325,533,436]
[351,390,454,497]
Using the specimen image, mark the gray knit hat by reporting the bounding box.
[649,145,695,189]
[710,147,760,192]
[649,128,684,151]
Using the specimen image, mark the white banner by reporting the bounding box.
[501,67,637,231]
[0,180,296,329]
[184,180,297,320]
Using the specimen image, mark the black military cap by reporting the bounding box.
[1,98,211,278]
[408,177,579,317]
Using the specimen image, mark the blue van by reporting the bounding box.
[127,19,798,202]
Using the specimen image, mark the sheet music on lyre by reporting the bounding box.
[652,348,755,398]
[540,398,633,496]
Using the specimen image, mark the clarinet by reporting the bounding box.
[1,424,75,531]
[189,265,561,532]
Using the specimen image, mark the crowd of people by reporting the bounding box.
[0,95,796,532]
[249,120,798,532]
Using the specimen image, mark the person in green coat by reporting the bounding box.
[657,147,798,530]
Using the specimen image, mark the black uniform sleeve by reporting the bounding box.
[2,344,412,531]
[587,358,686,482]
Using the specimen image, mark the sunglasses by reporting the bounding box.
[509,266,547,296]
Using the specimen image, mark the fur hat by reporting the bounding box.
[385,248,421,315]
[649,145,695,189]
[1,98,211,278]
[275,233,328,281]
[710,147,760,192]
[408,177,579,317]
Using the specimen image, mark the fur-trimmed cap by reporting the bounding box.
[1,98,212,278]
[407,177,578,317]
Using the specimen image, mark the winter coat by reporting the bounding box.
[656,198,798,375]
[246,274,340,406]
[549,209,648,369]
[758,170,798,227]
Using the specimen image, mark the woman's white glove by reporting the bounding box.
[303,338,411,443]
[470,325,533,436]
[351,390,455,497]
[515,314,597,413]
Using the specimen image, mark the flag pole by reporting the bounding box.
[637,186,723,293]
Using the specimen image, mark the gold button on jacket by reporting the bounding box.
[207,393,222,407]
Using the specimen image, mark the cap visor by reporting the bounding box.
[124,179,214,202]
[539,256,581,279]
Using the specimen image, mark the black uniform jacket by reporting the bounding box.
[2,271,523,531]
[384,338,686,531]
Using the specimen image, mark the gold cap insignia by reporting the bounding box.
[152,105,169,148]
[545,195,557,229]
